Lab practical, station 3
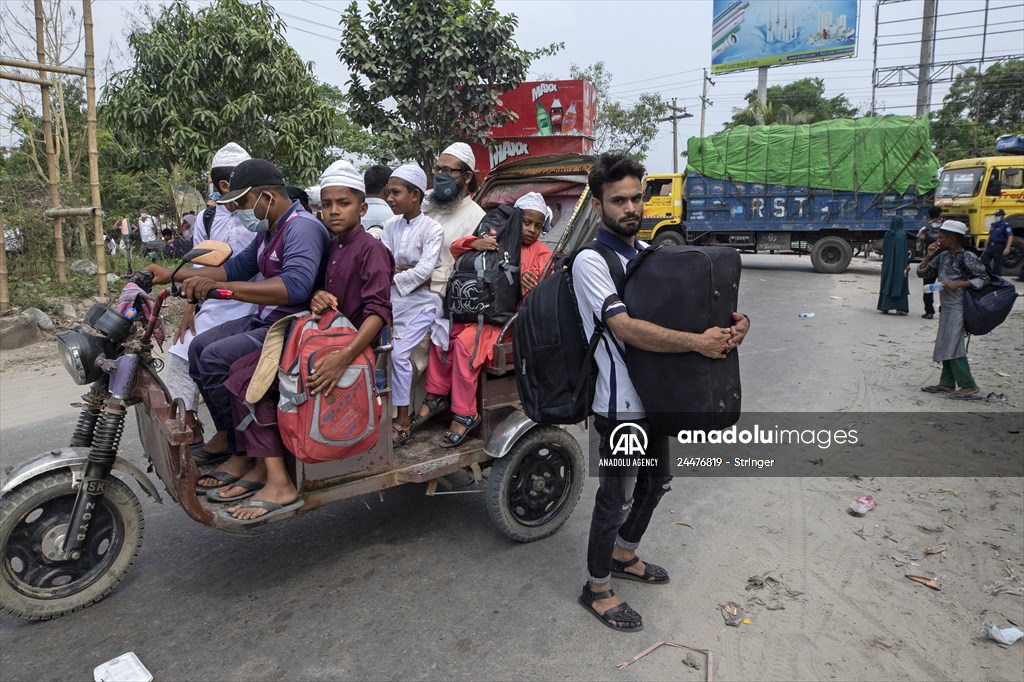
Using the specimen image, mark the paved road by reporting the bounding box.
[1,255,1020,681]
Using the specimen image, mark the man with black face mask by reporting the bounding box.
[572,153,750,634]
[423,142,486,296]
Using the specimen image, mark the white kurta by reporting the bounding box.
[168,206,258,361]
[381,212,444,340]
[422,191,486,347]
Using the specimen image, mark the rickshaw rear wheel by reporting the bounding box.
[486,426,584,542]
[0,471,144,621]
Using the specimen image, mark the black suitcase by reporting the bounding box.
[623,245,742,435]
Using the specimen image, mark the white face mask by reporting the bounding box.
[236,192,272,232]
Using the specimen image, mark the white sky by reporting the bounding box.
[3,0,1023,173]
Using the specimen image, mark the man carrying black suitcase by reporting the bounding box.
[573,153,751,633]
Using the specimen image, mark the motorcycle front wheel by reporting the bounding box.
[0,470,144,621]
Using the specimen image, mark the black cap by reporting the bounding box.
[217,159,285,204]
[994,208,1005,216]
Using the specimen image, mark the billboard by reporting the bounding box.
[490,80,597,139]
[711,0,858,74]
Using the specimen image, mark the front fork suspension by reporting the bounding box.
[61,354,138,559]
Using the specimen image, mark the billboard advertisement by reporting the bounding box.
[711,0,858,74]
[490,80,597,139]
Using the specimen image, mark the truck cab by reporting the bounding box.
[935,155,1024,274]
[639,174,685,246]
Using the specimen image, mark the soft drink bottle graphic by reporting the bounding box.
[549,98,563,133]
[535,101,553,136]
[561,102,577,133]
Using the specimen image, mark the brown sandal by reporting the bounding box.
[921,385,954,393]
[391,423,413,447]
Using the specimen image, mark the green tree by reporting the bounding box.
[338,0,561,170]
[102,0,334,184]
[317,83,402,165]
[930,59,1024,163]
[725,77,857,129]
[568,62,667,162]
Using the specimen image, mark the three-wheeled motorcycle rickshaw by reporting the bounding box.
[0,155,603,621]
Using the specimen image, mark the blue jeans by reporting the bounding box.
[587,415,672,584]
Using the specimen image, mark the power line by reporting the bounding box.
[879,18,1023,39]
[878,27,1024,48]
[876,4,1022,25]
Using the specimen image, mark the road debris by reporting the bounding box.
[849,495,876,516]
[682,653,702,670]
[866,636,903,653]
[924,542,947,555]
[93,653,152,682]
[929,488,958,496]
[905,574,941,590]
[614,640,714,681]
[983,562,1024,597]
[984,623,1023,646]
[720,601,745,627]
[675,521,693,528]
[899,547,925,562]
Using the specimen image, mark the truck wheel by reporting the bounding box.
[1003,236,1024,275]
[810,237,853,274]
[486,426,584,543]
[653,230,684,248]
[0,471,144,621]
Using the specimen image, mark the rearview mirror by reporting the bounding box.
[183,240,232,267]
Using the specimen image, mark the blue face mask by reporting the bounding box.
[237,193,271,232]
[432,173,461,203]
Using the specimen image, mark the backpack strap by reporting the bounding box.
[236,312,305,431]
[199,205,216,241]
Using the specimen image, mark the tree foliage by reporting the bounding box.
[568,62,666,162]
[316,83,403,165]
[102,0,334,184]
[725,77,857,129]
[930,59,1024,164]
[338,0,561,170]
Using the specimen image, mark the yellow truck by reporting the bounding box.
[934,155,1024,273]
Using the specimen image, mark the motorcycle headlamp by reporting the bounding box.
[56,329,114,385]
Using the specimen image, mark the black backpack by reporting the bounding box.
[445,204,523,328]
[513,240,623,425]
[956,253,1021,335]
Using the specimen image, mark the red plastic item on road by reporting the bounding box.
[849,495,876,516]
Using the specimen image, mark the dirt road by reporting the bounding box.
[1,254,1022,681]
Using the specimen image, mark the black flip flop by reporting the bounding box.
[205,479,264,503]
[610,556,671,584]
[222,498,305,526]
[578,585,643,632]
[190,443,231,465]
[194,470,241,493]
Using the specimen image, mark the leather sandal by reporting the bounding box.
[411,395,449,429]
[392,424,413,447]
[578,585,643,632]
[921,385,955,393]
[611,556,671,584]
[440,413,482,448]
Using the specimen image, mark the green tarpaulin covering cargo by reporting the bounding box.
[686,116,941,196]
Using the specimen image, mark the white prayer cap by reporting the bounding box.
[211,142,250,169]
[939,219,967,236]
[391,163,427,194]
[319,160,365,194]
[514,192,547,215]
[441,142,475,171]
[305,185,321,206]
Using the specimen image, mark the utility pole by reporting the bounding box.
[660,99,693,173]
[699,69,714,138]
[916,0,938,116]
[756,66,769,124]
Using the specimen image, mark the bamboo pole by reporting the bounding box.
[82,0,107,296]
[35,0,65,285]
[0,70,49,86]
[0,208,9,313]
[0,56,86,76]
[44,206,100,218]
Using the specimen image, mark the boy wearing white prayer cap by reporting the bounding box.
[380,164,445,445]
[165,142,258,460]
